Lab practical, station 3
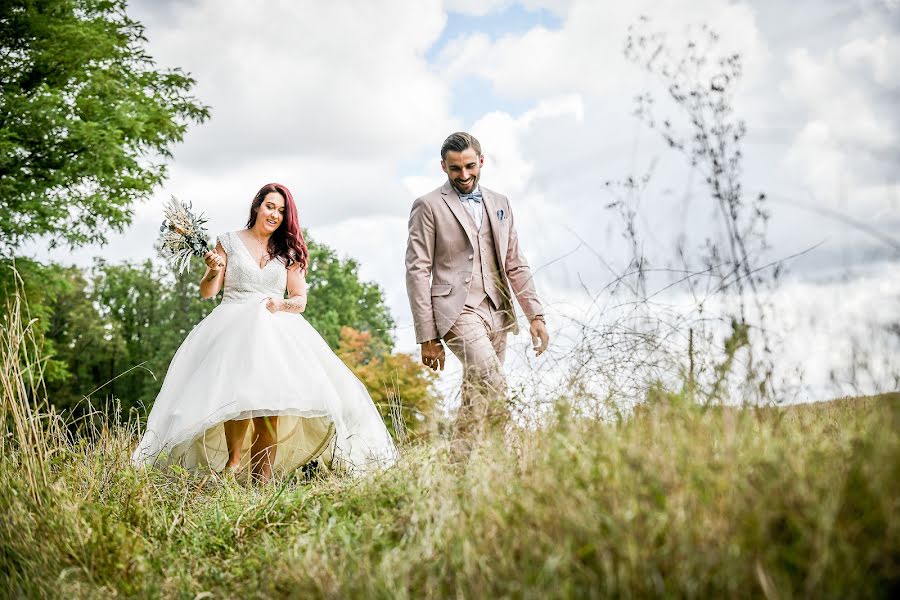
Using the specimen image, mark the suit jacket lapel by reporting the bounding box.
[482,189,507,268]
[440,181,476,249]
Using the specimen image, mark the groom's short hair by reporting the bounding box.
[441,132,482,160]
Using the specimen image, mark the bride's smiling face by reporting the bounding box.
[255,192,285,234]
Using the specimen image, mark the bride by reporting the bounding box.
[132,183,397,483]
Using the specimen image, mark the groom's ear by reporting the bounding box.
[440,160,448,174]
[479,154,484,167]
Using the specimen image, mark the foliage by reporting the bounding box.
[87,259,217,413]
[337,326,440,441]
[0,259,219,415]
[0,258,100,388]
[304,238,395,351]
[0,0,209,253]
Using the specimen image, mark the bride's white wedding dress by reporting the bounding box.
[131,231,397,474]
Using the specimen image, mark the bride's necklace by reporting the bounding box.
[246,231,271,265]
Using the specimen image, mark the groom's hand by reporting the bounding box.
[530,317,550,357]
[421,339,445,371]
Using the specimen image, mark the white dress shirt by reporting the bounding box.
[457,187,484,230]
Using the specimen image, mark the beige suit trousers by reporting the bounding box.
[444,298,511,449]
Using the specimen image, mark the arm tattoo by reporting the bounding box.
[281,295,307,313]
[203,270,220,283]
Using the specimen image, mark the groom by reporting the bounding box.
[405,132,549,448]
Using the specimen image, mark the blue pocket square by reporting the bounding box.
[496,208,506,221]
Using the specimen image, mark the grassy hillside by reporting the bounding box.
[1,389,897,598]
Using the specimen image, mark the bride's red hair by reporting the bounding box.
[246,183,309,272]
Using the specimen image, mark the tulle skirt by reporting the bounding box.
[131,299,397,475]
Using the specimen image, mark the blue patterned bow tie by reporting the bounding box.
[460,190,482,203]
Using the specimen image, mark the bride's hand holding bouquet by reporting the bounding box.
[203,250,225,272]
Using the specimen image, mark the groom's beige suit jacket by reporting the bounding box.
[405,181,543,344]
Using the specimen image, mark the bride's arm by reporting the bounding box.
[200,241,227,299]
[264,264,307,313]
[280,265,308,313]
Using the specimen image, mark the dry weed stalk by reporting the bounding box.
[1,267,52,502]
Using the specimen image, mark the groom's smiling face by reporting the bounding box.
[442,147,483,195]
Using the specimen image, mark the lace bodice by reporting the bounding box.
[216,231,287,304]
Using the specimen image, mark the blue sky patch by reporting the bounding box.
[427,4,563,64]
[427,4,563,126]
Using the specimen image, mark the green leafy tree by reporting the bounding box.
[40,265,123,410]
[0,258,124,412]
[0,0,209,252]
[0,259,90,388]
[89,259,215,411]
[304,238,395,351]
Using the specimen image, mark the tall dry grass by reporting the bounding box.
[1,272,54,502]
[1,284,898,598]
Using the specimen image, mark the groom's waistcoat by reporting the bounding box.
[461,200,504,311]
[405,181,544,344]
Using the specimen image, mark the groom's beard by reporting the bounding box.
[450,174,479,194]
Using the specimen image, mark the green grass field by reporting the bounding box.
[1,387,897,598]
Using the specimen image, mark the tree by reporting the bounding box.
[304,238,395,351]
[337,327,439,442]
[0,258,125,413]
[0,259,94,389]
[39,264,119,405]
[0,0,209,253]
[88,259,216,412]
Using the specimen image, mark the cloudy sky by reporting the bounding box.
[29,0,900,399]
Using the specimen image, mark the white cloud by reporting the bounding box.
[780,31,899,214]
[445,0,513,16]
[519,0,575,16]
[130,0,455,167]
[437,0,769,100]
[153,156,415,230]
[432,0,898,264]
[783,47,896,151]
[838,34,900,86]
[469,97,584,211]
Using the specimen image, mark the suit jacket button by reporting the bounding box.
[468,254,474,260]
[465,277,471,283]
